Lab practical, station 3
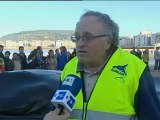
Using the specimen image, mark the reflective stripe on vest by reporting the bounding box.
[70,109,138,120]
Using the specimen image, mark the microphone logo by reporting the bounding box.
[55,91,67,100]
[52,90,76,112]
[62,76,75,86]
[66,95,75,109]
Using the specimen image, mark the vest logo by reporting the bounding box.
[111,64,128,83]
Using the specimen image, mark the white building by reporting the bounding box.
[18,41,24,46]
[134,35,140,47]
[119,36,133,48]
[6,40,18,47]
[55,40,63,48]
[151,34,156,46]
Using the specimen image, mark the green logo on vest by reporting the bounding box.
[111,64,128,83]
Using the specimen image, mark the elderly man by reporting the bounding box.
[44,11,160,120]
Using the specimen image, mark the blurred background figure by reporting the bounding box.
[26,49,37,69]
[55,49,60,69]
[67,51,72,61]
[69,48,76,60]
[0,45,4,60]
[71,48,76,57]
[0,58,5,73]
[4,51,11,71]
[130,47,137,56]
[136,48,142,59]
[154,47,160,70]
[142,51,150,71]
[37,46,43,58]
[46,49,57,70]
[58,46,68,71]
[18,46,27,70]
[7,52,22,71]
[144,48,149,56]
[34,52,45,69]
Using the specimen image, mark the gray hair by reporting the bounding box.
[80,10,119,46]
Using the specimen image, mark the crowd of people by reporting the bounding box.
[130,46,160,71]
[0,44,160,73]
[0,45,76,73]
[130,47,150,71]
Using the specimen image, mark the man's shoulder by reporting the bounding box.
[66,56,78,66]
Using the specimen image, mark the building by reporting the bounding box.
[31,40,42,47]
[119,36,133,48]
[119,30,160,48]
[54,40,75,48]
[41,40,55,47]
[6,40,18,47]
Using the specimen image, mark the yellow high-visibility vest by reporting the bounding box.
[61,48,146,120]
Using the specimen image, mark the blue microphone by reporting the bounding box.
[51,74,82,114]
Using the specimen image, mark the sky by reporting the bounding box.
[0,1,160,37]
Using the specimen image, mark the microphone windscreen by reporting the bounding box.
[60,74,82,97]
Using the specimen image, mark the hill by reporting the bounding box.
[0,30,74,42]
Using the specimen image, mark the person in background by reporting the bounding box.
[154,47,160,71]
[34,52,45,69]
[55,49,60,69]
[58,46,68,71]
[18,46,27,69]
[0,45,4,60]
[142,50,150,71]
[67,51,72,61]
[71,48,76,57]
[37,46,44,58]
[144,48,149,56]
[44,10,160,120]
[26,49,37,69]
[136,48,142,59]
[46,49,57,70]
[8,52,22,71]
[130,47,137,56]
[69,48,76,60]
[3,51,11,71]
[0,58,5,73]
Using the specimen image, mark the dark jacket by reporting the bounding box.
[58,53,68,71]
[3,57,11,71]
[18,53,27,69]
[0,52,4,60]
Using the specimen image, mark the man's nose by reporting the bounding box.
[76,38,86,46]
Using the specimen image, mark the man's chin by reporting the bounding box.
[78,57,88,64]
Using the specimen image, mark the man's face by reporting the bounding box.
[55,49,59,54]
[38,47,42,52]
[0,47,3,52]
[13,54,18,60]
[19,48,24,53]
[49,51,54,57]
[75,16,109,64]
[5,53,10,58]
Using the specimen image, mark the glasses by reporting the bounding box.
[71,34,107,43]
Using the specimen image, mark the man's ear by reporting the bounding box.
[105,41,111,51]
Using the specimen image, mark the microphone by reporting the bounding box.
[51,74,82,115]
